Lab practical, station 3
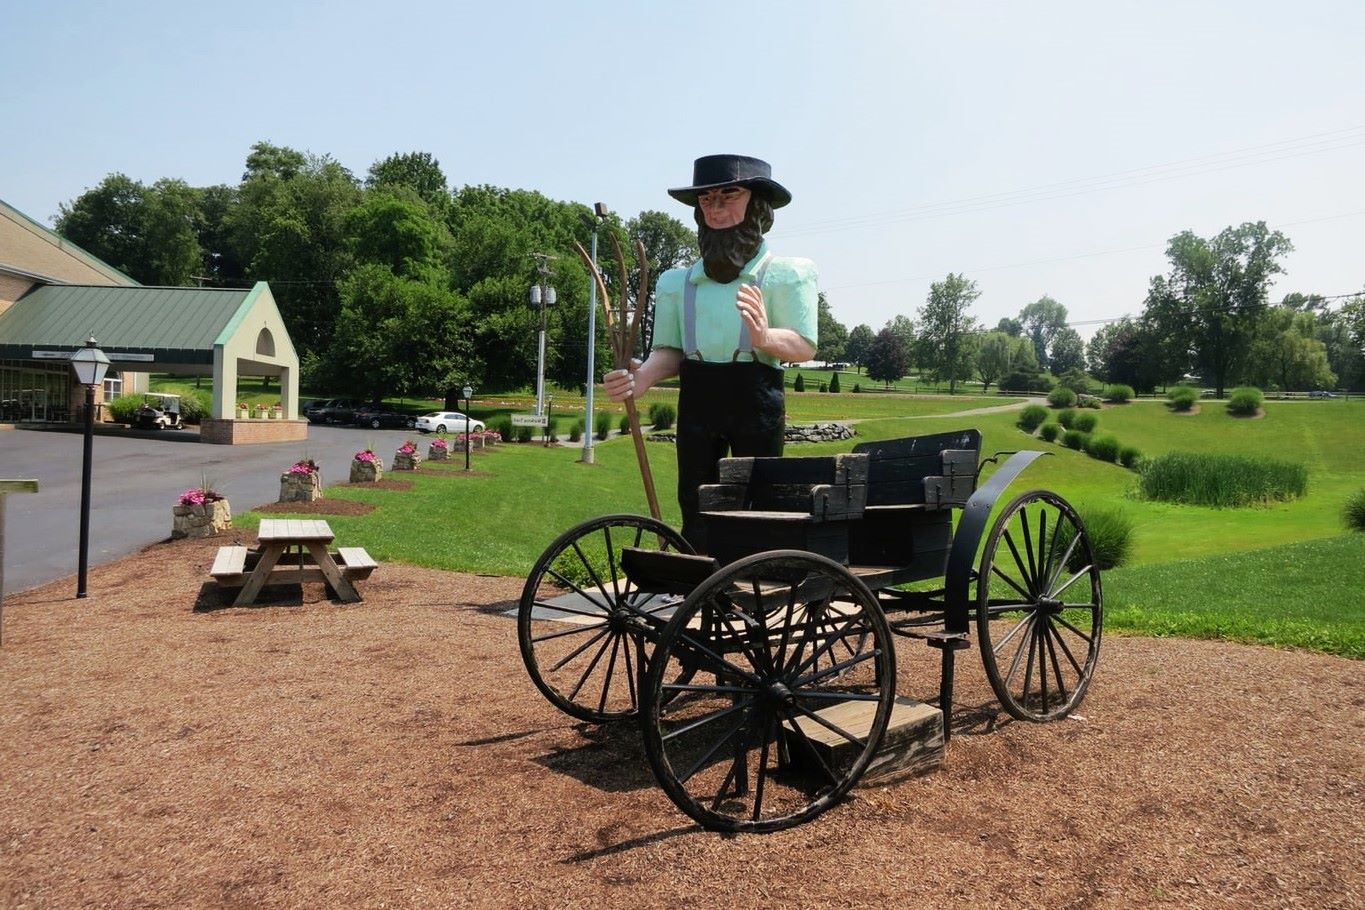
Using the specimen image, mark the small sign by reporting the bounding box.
[511,414,549,427]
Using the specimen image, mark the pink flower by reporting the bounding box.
[354,450,377,463]
[178,487,223,506]
[397,440,417,455]
[431,438,448,449]
[289,459,318,475]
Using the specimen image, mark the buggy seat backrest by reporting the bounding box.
[850,429,982,509]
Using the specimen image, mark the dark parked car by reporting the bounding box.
[305,398,363,424]
[352,405,416,429]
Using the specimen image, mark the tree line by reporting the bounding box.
[55,143,698,403]
[821,223,1364,396]
[54,150,1365,399]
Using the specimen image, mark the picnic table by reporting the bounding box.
[211,519,376,606]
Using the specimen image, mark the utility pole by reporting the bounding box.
[528,253,557,417]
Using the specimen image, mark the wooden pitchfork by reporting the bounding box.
[572,234,662,521]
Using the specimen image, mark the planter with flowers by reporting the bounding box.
[427,437,450,461]
[171,486,231,539]
[253,403,267,420]
[349,448,383,483]
[394,439,421,471]
[237,402,249,420]
[279,458,323,502]
[269,403,283,420]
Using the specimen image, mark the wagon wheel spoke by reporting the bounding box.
[976,491,1103,722]
[643,552,895,832]
[518,515,694,723]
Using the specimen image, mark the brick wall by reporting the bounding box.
[200,418,308,445]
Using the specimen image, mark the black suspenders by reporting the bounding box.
[682,254,774,362]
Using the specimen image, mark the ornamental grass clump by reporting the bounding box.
[1083,433,1121,463]
[1227,386,1264,416]
[1118,445,1142,469]
[1343,489,1365,531]
[1039,423,1061,443]
[1057,408,1077,429]
[1072,411,1099,433]
[594,410,612,441]
[1137,452,1308,507]
[1063,429,1088,450]
[1104,383,1134,403]
[1047,386,1077,408]
[1064,505,1134,570]
[1168,385,1198,412]
[1017,404,1048,432]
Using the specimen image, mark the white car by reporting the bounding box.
[415,411,485,435]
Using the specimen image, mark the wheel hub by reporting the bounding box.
[764,680,794,704]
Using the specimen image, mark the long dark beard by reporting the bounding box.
[696,196,774,283]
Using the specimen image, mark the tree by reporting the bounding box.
[329,264,477,401]
[1018,295,1068,369]
[845,324,875,373]
[917,273,980,393]
[815,293,847,364]
[1321,296,1365,390]
[1141,222,1293,397]
[345,191,451,280]
[976,330,1034,392]
[864,327,909,387]
[55,174,204,285]
[1244,306,1335,391]
[996,316,1023,336]
[1048,327,1086,374]
[366,151,449,212]
[628,209,697,356]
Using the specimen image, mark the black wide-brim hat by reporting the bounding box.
[668,154,792,209]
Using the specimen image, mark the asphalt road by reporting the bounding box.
[0,422,420,596]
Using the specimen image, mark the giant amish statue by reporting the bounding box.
[603,154,818,552]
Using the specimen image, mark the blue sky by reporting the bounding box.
[4,0,1362,337]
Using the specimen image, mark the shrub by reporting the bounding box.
[1105,383,1134,403]
[106,393,142,423]
[568,420,583,443]
[1001,369,1053,393]
[1084,433,1121,462]
[853,383,862,393]
[544,417,558,441]
[1062,430,1088,450]
[829,373,841,393]
[514,425,534,443]
[1344,489,1365,531]
[1056,408,1076,429]
[594,410,612,441]
[1168,385,1198,412]
[1118,445,1142,469]
[1080,395,1103,409]
[1039,423,1061,443]
[1047,386,1077,408]
[818,381,827,392]
[1226,386,1264,416]
[1072,411,1098,433]
[1017,404,1048,432]
[648,402,676,430]
[793,374,806,392]
[492,417,513,442]
[1137,452,1308,507]
[1068,505,1135,570]
[619,414,632,435]
[1058,369,1093,395]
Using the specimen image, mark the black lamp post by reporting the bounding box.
[70,336,110,598]
[462,385,474,471]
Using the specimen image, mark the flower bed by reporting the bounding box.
[350,449,384,482]
[428,438,450,461]
[279,459,323,502]
[394,440,421,471]
[172,487,231,538]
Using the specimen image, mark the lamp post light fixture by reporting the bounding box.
[462,385,474,471]
[528,257,557,417]
[579,202,609,464]
[70,336,110,598]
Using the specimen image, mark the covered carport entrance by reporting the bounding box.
[0,281,306,444]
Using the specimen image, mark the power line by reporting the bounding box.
[778,125,1365,238]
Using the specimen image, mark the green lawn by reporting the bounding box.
[229,391,1363,657]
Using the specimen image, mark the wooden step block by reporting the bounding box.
[792,695,944,786]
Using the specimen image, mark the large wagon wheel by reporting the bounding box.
[976,490,1103,721]
[642,551,896,832]
[518,514,693,723]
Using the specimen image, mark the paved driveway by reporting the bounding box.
[1,423,419,595]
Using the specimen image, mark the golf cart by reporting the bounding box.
[133,394,184,430]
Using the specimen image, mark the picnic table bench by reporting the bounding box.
[210,519,375,606]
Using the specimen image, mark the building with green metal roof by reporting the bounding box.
[0,198,302,444]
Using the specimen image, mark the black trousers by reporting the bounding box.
[675,359,786,553]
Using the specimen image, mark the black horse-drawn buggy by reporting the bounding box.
[517,429,1103,832]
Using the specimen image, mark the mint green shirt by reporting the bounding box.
[652,240,818,368]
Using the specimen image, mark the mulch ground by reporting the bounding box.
[1,532,1361,909]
